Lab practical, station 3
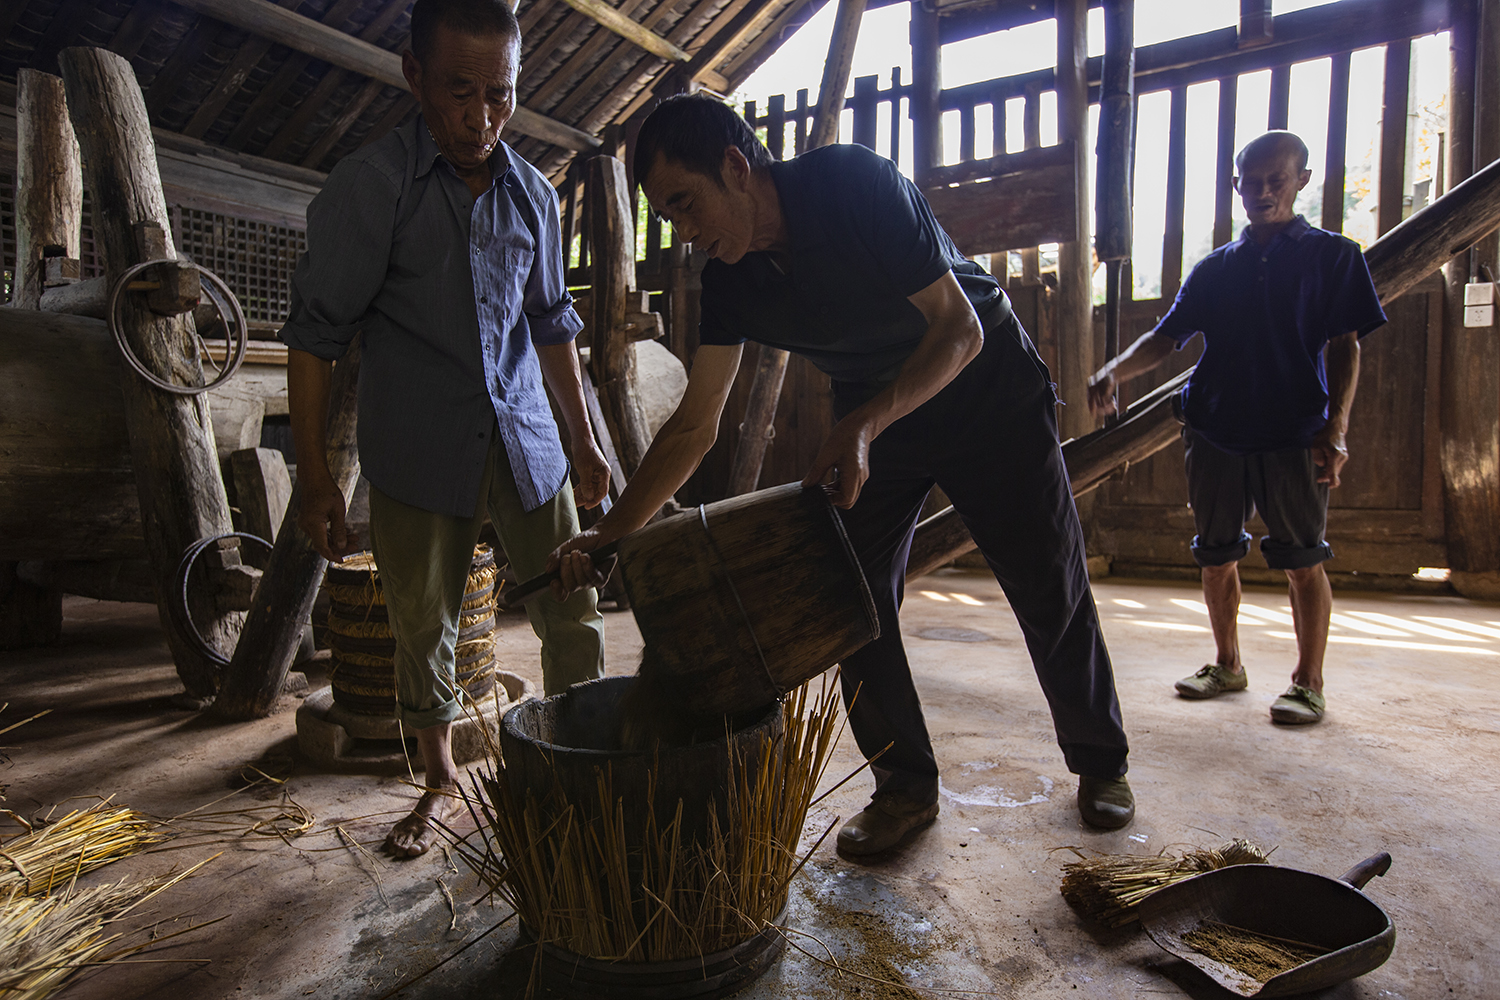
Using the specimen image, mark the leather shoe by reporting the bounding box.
[1078,775,1135,829]
[836,796,939,858]
[1270,684,1325,725]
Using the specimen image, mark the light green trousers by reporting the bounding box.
[368,435,605,728]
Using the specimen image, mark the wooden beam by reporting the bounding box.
[164,0,600,151]
[12,70,81,311]
[522,0,655,116]
[808,0,867,148]
[910,151,1500,578]
[59,45,241,701]
[1161,85,1188,297]
[560,0,693,63]
[182,0,326,139]
[921,143,1079,255]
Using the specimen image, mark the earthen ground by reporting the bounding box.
[2,570,1497,999]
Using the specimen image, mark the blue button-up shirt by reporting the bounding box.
[1154,215,1386,455]
[280,119,582,516]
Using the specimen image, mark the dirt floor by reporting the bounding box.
[2,569,1498,1000]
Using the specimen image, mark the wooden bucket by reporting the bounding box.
[325,546,498,716]
[617,483,878,716]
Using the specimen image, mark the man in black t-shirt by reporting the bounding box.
[551,95,1134,855]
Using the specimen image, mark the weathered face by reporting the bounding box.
[1234,149,1312,229]
[402,23,520,175]
[641,149,757,264]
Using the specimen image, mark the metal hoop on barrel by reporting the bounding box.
[107,257,249,395]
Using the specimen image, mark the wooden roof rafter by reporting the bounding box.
[559,0,731,91]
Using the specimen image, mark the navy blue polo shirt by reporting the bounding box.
[697,144,1002,386]
[1155,215,1386,455]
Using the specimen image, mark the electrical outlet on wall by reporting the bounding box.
[1463,281,1495,328]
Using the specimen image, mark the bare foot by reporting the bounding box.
[383,786,458,859]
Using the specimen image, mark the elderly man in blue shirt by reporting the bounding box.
[281,0,609,857]
[549,94,1137,856]
[1089,130,1386,726]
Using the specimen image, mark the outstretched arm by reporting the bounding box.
[1087,331,1178,418]
[547,344,744,596]
[1311,331,1361,487]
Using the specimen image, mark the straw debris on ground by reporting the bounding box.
[1058,839,1272,926]
[1182,920,1329,982]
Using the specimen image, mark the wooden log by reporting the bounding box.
[587,155,653,477]
[908,154,1500,579]
[11,69,81,310]
[163,0,599,152]
[212,337,363,720]
[37,274,107,317]
[557,0,730,92]
[724,0,866,498]
[1055,0,1095,441]
[59,45,239,700]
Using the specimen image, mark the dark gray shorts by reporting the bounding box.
[1182,425,1333,570]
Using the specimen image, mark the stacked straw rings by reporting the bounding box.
[324,546,500,716]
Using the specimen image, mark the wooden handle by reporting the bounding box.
[500,541,619,609]
[1338,852,1392,889]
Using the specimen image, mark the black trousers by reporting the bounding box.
[833,311,1130,805]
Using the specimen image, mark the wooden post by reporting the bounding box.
[910,0,940,186]
[1095,0,1135,389]
[588,155,652,477]
[58,46,239,702]
[230,448,293,548]
[909,155,1500,579]
[1,69,81,648]
[808,0,867,149]
[1378,40,1413,237]
[12,69,81,310]
[1055,0,1094,442]
[213,339,362,719]
[725,0,867,497]
[1440,0,1500,591]
[1322,51,1351,233]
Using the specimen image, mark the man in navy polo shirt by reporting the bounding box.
[550,94,1135,855]
[1088,130,1386,726]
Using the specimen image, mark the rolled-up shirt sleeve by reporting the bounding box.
[523,182,584,346]
[279,159,398,360]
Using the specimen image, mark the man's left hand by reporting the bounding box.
[802,414,875,508]
[1311,422,1349,488]
[572,441,612,509]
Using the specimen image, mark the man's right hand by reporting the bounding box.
[546,528,613,602]
[1087,367,1119,418]
[299,477,360,562]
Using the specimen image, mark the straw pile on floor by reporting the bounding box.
[449,679,842,966]
[1060,839,1272,927]
[0,803,167,897]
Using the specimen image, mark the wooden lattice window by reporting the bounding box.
[1,172,305,325]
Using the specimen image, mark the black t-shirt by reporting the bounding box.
[698,144,1003,385]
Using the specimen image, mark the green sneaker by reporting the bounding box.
[1270,684,1326,725]
[1174,663,1248,699]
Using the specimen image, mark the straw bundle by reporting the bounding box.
[0,804,166,898]
[449,678,842,967]
[1059,839,1272,927]
[0,860,214,1000]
